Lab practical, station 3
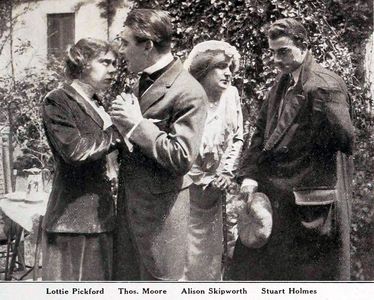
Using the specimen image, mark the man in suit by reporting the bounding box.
[227,18,354,280]
[110,9,207,280]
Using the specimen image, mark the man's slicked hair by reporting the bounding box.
[124,9,173,53]
[267,18,309,50]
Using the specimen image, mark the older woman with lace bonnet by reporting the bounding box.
[183,40,243,280]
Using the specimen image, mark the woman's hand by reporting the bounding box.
[109,93,143,135]
[211,174,231,191]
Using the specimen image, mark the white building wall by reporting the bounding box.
[109,4,130,40]
[365,33,374,101]
[0,0,131,77]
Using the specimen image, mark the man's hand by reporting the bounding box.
[211,174,231,191]
[109,93,143,136]
[239,180,258,207]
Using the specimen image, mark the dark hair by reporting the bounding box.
[124,9,172,53]
[65,38,117,80]
[267,18,308,50]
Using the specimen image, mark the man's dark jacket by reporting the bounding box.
[227,52,354,280]
[113,59,207,280]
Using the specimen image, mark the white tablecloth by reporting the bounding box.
[0,192,49,232]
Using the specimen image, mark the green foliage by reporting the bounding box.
[0,60,64,172]
[133,0,373,279]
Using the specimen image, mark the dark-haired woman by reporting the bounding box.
[41,38,120,280]
[183,41,243,280]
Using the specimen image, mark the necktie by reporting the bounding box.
[139,72,154,96]
[288,77,295,90]
[92,94,103,108]
[278,75,295,118]
[92,94,112,129]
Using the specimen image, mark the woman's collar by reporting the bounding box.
[71,79,96,99]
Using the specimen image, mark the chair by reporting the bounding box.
[0,211,26,280]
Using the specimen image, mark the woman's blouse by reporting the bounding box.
[71,80,113,129]
[188,85,244,187]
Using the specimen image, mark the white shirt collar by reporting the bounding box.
[143,52,174,75]
[291,51,308,85]
[291,64,302,86]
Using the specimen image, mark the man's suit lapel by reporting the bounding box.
[264,75,287,142]
[264,68,308,151]
[264,53,315,151]
[63,84,104,128]
[139,59,183,113]
[133,81,140,98]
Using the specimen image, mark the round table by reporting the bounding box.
[0,191,49,280]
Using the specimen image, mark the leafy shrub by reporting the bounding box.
[0,60,64,173]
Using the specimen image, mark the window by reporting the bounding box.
[47,13,75,58]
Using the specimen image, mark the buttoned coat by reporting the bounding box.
[42,85,119,233]
[114,59,207,280]
[227,52,354,280]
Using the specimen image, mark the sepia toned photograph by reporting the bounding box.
[0,0,373,286]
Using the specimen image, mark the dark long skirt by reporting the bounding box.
[42,231,113,281]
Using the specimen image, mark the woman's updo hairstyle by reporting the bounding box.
[65,38,117,80]
[184,40,240,83]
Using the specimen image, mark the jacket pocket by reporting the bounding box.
[293,187,337,239]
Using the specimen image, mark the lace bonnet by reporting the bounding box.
[184,40,241,73]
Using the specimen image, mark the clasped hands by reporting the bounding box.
[108,92,143,136]
[210,174,231,191]
[209,175,255,196]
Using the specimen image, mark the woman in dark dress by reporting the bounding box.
[41,38,121,280]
